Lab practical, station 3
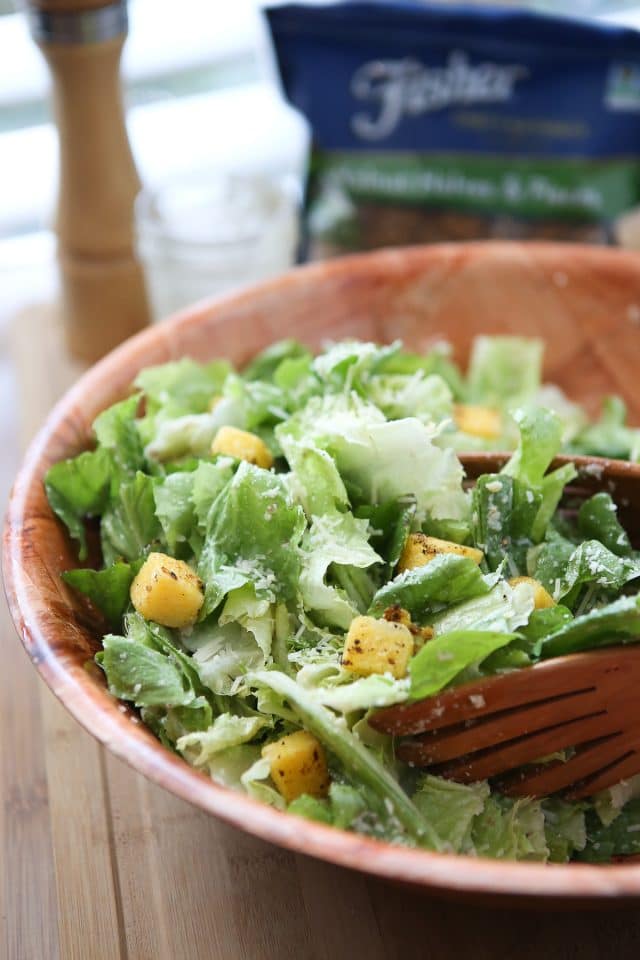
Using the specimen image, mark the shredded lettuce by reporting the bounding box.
[47,336,640,865]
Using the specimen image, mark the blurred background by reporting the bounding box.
[2,0,640,326]
[2,0,640,334]
[0,1,310,323]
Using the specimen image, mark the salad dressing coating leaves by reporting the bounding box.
[46,336,640,862]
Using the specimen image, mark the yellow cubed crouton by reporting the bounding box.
[130,552,204,628]
[342,615,414,679]
[397,533,484,573]
[211,425,273,469]
[509,576,556,610]
[262,731,330,803]
[453,404,502,440]
[382,606,433,651]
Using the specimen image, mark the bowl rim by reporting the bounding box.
[5,241,640,902]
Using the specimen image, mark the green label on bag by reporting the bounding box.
[311,151,640,223]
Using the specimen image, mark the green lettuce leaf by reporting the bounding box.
[135,357,232,418]
[191,459,235,533]
[369,554,497,620]
[310,673,410,713]
[538,594,640,658]
[280,441,348,517]
[409,630,519,700]
[500,407,576,544]
[471,795,548,861]
[299,512,381,629]
[328,783,370,829]
[593,775,640,827]
[63,560,136,627]
[177,714,271,770]
[429,580,534,637]
[243,339,311,382]
[184,619,267,696]
[502,407,562,488]
[219,583,274,658]
[311,339,396,390]
[287,794,333,824]
[365,372,453,424]
[199,744,263,790]
[578,493,633,558]
[421,514,470,546]
[44,447,113,559]
[530,529,577,594]
[92,395,144,475]
[100,471,162,565]
[412,775,490,853]
[519,605,573,647]
[552,540,640,603]
[543,799,587,863]
[467,336,543,407]
[240,755,287,809]
[144,412,222,462]
[578,800,640,862]
[376,341,465,398]
[198,463,306,617]
[153,471,196,554]
[277,394,469,522]
[358,495,417,574]
[471,474,537,575]
[99,633,196,707]
[572,396,640,462]
[288,781,398,836]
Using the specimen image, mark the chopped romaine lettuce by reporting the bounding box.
[409,630,519,700]
[45,447,113,559]
[63,561,137,627]
[467,336,543,407]
[369,554,496,620]
[47,335,640,864]
[578,492,633,558]
[412,776,490,853]
[578,800,640,862]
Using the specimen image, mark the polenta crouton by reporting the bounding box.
[211,425,273,469]
[397,533,483,573]
[509,576,556,610]
[262,731,330,802]
[342,615,414,679]
[130,552,204,628]
[453,404,502,439]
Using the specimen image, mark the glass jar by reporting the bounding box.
[136,171,301,321]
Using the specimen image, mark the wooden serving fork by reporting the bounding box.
[370,453,640,801]
[370,646,640,799]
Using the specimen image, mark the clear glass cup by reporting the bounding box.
[135,171,301,321]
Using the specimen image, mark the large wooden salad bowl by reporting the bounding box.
[5,241,640,904]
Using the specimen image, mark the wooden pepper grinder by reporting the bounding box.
[26,0,151,362]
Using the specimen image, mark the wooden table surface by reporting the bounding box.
[3,306,640,960]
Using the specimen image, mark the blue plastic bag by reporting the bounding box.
[266,1,640,255]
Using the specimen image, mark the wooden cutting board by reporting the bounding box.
[3,304,640,960]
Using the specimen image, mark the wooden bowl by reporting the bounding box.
[6,241,640,905]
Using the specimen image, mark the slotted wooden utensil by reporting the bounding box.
[370,646,640,800]
[370,453,640,801]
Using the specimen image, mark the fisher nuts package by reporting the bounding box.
[265,1,640,257]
